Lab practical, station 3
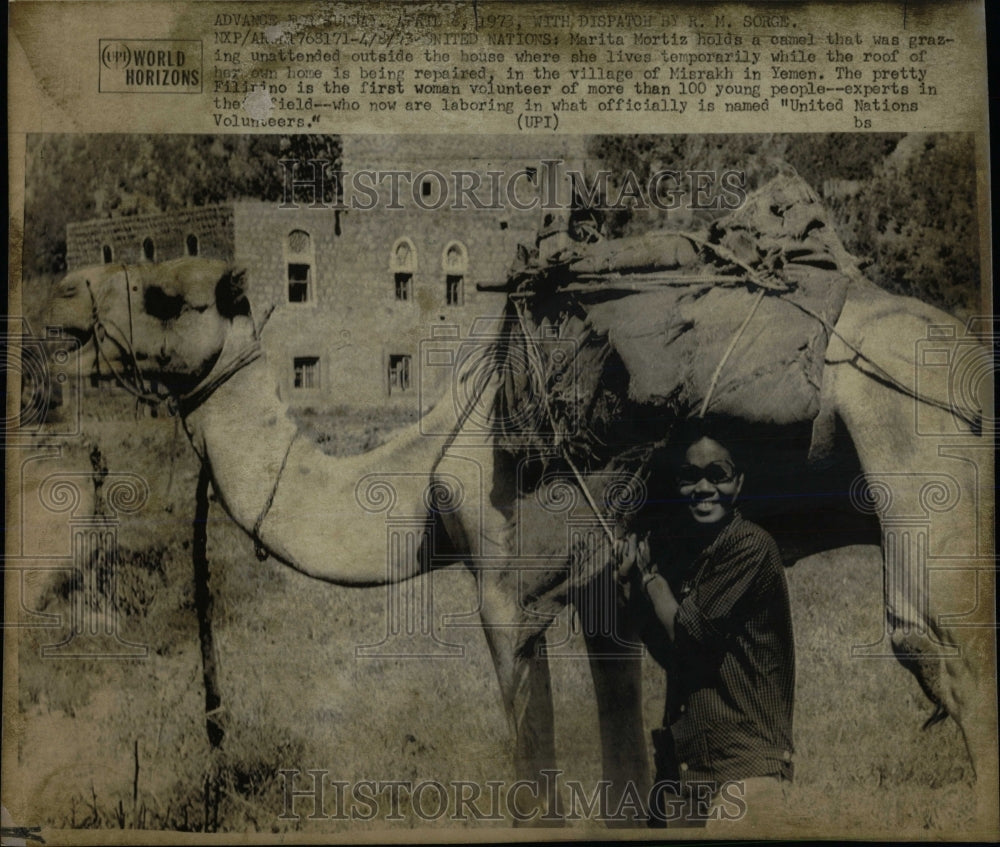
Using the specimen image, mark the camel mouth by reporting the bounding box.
[48,324,157,380]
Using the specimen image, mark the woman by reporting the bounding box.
[617,416,795,829]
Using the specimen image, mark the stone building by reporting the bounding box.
[65,136,586,410]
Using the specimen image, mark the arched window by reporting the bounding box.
[287,229,312,253]
[142,237,155,262]
[442,241,468,306]
[186,234,199,256]
[285,229,315,303]
[102,244,114,264]
[389,237,417,302]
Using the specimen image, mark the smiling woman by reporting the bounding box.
[674,439,744,526]
[617,414,795,829]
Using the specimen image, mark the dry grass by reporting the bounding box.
[8,400,983,838]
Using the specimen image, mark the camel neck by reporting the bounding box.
[177,340,263,417]
[174,346,471,585]
[181,354,299,537]
[183,355,294,463]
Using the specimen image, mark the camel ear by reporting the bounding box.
[216,267,251,318]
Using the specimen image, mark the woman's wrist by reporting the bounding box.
[641,571,679,640]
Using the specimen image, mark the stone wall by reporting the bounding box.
[66,206,235,269]
[233,200,532,408]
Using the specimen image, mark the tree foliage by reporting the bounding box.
[586,133,980,316]
[23,135,341,275]
[834,134,981,315]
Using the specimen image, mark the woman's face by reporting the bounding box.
[676,437,744,525]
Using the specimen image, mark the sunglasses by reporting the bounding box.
[676,461,738,487]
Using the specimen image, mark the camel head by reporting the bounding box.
[47,258,252,395]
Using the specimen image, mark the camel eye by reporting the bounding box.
[143,285,186,321]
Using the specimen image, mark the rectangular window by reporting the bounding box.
[446,275,464,306]
[387,354,411,394]
[288,263,312,303]
[394,272,412,301]
[293,356,320,389]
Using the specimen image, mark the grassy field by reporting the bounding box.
[8,402,984,839]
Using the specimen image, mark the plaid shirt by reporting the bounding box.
[640,512,795,786]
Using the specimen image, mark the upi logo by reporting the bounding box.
[100,41,133,69]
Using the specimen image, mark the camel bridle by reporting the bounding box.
[86,266,167,409]
[174,340,263,418]
[86,264,264,418]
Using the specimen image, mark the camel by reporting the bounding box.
[44,251,995,822]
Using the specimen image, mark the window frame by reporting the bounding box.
[387,353,412,395]
[284,229,316,306]
[445,274,464,306]
[394,272,413,302]
[287,262,313,304]
[389,237,418,303]
[442,241,469,307]
[292,355,321,390]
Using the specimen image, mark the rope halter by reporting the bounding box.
[86,266,168,409]
[86,264,263,418]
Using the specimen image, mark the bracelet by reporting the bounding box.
[641,571,660,591]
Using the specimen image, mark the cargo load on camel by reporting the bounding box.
[489,173,859,479]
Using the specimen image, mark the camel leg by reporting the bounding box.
[827,293,996,784]
[577,572,650,827]
[874,510,996,790]
[435,437,567,824]
[476,567,564,826]
[846,399,993,780]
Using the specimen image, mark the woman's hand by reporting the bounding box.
[616,531,678,640]
[615,532,651,584]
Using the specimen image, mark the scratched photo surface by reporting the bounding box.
[5,129,995,842]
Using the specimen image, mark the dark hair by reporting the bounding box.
[663,414,746,470]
